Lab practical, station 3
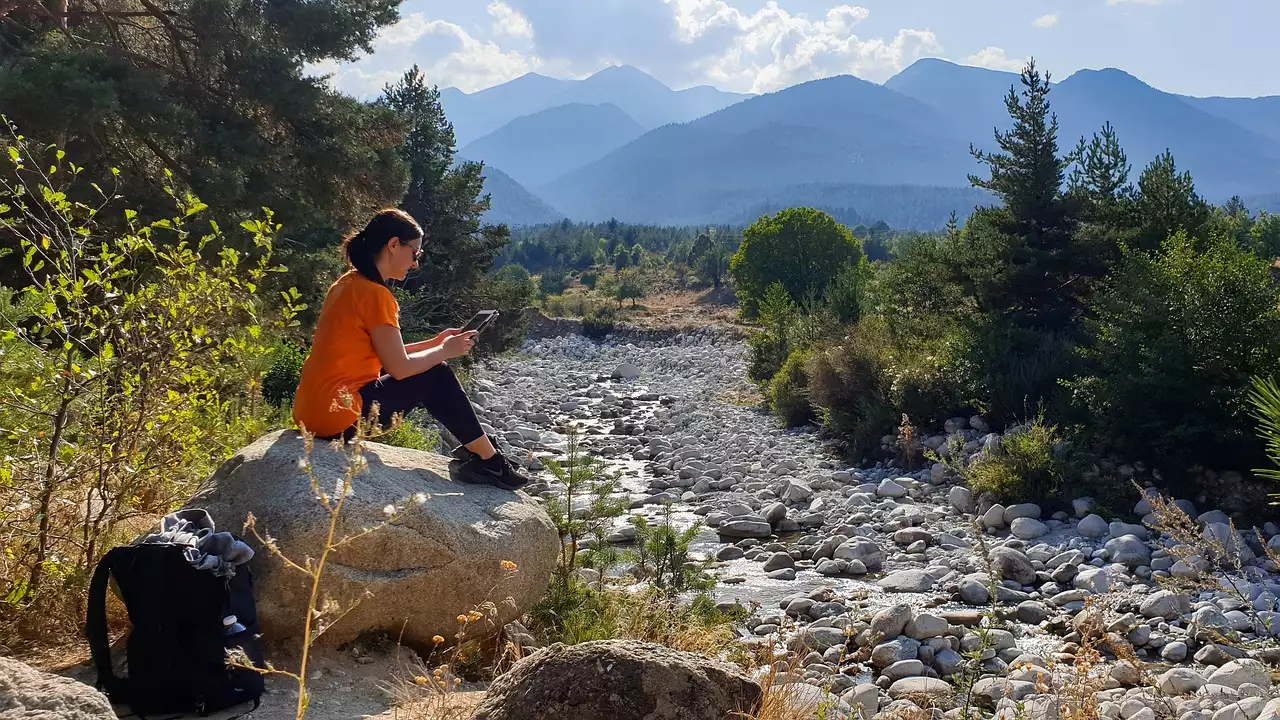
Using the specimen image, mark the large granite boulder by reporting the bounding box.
[471,640,762,720]
[0,657,117,719]
[187,430,559,649]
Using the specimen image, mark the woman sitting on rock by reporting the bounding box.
[291,208,529,490]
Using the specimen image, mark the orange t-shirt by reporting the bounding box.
[292,271,399,437]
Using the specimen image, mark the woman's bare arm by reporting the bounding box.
[370,325,474,380]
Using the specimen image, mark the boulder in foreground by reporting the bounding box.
[187,430,560,649]
[0,656,117,719]
[471,640,762,720]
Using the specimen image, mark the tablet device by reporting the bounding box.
[462,310,499,333]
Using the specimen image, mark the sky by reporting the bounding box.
[313,0,1280,101]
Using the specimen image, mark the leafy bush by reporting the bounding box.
[0,133,297,642]
[730,207,864,317]
[538,268,568,298]
[582,305,617,340]
[262,343,307,408]
[959,415,1082,506]
[822,259,870,324]
[768,350,814,427]
[965,319,1079,425]
[377,410,442,451]
[805,316,969,459]
[580,271,599,289]
[1070,234,1280,474]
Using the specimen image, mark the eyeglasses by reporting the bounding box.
[405,242,423,259]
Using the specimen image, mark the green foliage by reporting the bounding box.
[582,305,617,341]
[822,260,870,324]
[689,228,730,287]
[262,343,307,408]
[376,411,442,452]
[0,132,298,638]
[1133,151,1210,253]
[541,426,627,584]
[805,316,967,459]
[539,269,568,298]
[964,319,1078,425]
[0,0,408,263]
[768,351,814,427]
[730,207,864,317]
[959,414,1081,506]
[615,268,648,307]
[745,284,795,384]
[380,67,520,351]
[1247,376,1280,485]
[1070,233,1280,473]
[629,504,714,597]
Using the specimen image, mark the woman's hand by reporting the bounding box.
[440,330,479,359]
[433,328,464,345]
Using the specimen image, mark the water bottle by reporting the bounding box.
[223,615,247,635]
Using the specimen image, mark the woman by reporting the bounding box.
[292,208,529,490]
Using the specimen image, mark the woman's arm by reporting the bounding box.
[370,325,475,380]
[404,327,464,354]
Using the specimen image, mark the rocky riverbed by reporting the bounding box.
[463,329,1280,719]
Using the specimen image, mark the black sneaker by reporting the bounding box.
[448,447,531,491]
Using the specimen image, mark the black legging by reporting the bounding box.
[327,363,485,445]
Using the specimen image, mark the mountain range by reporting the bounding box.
[454,61,1280,230]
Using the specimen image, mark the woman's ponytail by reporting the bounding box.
[341,209,423,285]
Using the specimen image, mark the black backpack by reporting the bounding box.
[86,542,267,718]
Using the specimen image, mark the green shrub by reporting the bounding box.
[745,283,795,384]
[965,319,1078,425]
[538,268,568,298]
[768,351,814,427]
[805,315,969,459]
[262,343,307,408]
[960,415,1081,506]
[730,207,864,317]
[376,410,441,451]
[580,271,599,289]
[1070,233,1280,474]
[582,305,616,340]
[822,259,870,324]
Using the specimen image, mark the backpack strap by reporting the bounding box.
[85,548,128,700]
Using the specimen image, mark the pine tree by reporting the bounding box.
[1134,150,1210,253]
[1069,122,1133,221]
[379,66,511,329]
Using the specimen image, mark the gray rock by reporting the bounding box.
[1016,601,1049,624]
[763,502,788,525]
[1157,668,1207,696]
[879,568,939,593]
[872,638,921,668]
[934,649,964,676]
[1140,590,1191,620]
[472,640,761,720]
[982,504,1007,529]
[1004,503,1042,523]
[1105,535,1152,568]
[948,486,974,513]
[1074,567,1112,594]
[1161,641,1188,662]
[834,539,883,571]
[871,603,914,640]
[843,684,880,719]
[879,479,908,498]
[1206,660,1270,691]
[762,552,796,572]
[958,577,991,606]
[905,612,950,640]
[781,684,855,719]
[887,677,955,708]
[1010,517,1049,540]
[1078,514,1109,539]
[789,626,851,652]
[716,546,745,561]
[611,363,641,380]
[718,519,773,538]
[188,430,560,648]
[988,547,1037,585]
[0,657,117,719]
[882,660,925,682]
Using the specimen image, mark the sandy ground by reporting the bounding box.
[54,644,488,720]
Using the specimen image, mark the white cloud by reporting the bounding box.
[965,46,1027,72]
[488,1,533,39]
[313,14,541,97]
[664,0,941,92]
[1032,13,1058,28]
